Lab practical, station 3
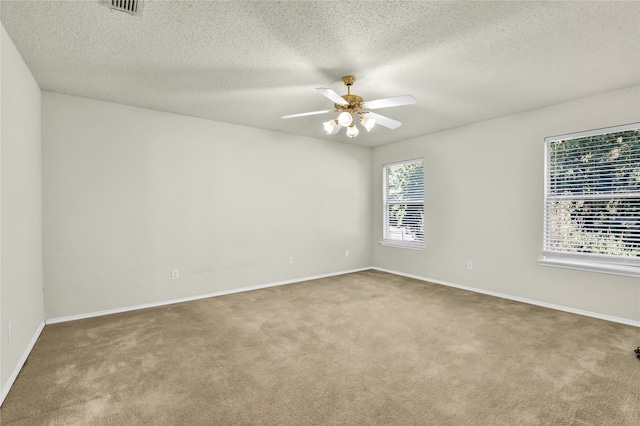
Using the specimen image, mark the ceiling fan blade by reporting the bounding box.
[282,110,331,119]
[366,112,402,129]
[364,94,416,110]
[316,88,348,105]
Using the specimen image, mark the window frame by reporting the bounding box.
[539,122,640,277]
[380,158,425,250]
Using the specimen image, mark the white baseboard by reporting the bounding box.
[372,267,640,328]
[47,265,640,327]
[46,267,372,325]
[1,320,45,407]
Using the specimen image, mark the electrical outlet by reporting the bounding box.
[288,257,294,265]
[8,321,13,341]
[466,261,473,270]
[345,249,350,257]
[171,269,179,280]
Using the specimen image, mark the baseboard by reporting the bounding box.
[46,267,372,325]
[372,267,640,328]
[47,266,640,327]
[1,320,45,407]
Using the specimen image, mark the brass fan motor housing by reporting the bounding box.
[335,94,364,111]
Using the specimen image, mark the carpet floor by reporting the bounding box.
[1,270,639,425]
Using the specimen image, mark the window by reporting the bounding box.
[382,158,424,249]
[540,123,640,277]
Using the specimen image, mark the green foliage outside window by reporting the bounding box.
[546,129,640,257]
[385,160,424,243]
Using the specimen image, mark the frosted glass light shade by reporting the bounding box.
[323,119,340,135]
[338,112,353,127]
[360,115,376,132]
[346,124,359,138]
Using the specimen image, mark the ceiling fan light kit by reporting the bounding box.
[346,124,360,138]
[338,111,353,127]
[360,114,375,132]
[323,119,340,135]
[282,75,416,139]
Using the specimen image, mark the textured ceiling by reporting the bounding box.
[1,1,639,147]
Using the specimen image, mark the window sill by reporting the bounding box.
[538,256,640,278]
[379,240,425,251]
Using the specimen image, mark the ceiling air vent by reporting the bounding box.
[102,0,144,16]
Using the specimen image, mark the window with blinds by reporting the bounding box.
[382,159,424,249]
[541,123,640,277]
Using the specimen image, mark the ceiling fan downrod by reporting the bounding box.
[337,75,363,112]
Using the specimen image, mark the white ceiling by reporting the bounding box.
[1,1,639,147]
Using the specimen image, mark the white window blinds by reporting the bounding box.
[542,123,640,276]
[382,159,424,249]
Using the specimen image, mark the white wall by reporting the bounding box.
[372,86,640,323]
[42,93,372,319]
[0,24,44,400]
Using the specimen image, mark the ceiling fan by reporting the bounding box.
[282,76,416,138]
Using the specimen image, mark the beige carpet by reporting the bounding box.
[1,270,639,425]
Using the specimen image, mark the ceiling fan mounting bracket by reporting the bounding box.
[342,75,356,86]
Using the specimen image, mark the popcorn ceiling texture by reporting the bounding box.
[1,0,639,147]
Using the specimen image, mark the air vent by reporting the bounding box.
[102,0,143,16]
